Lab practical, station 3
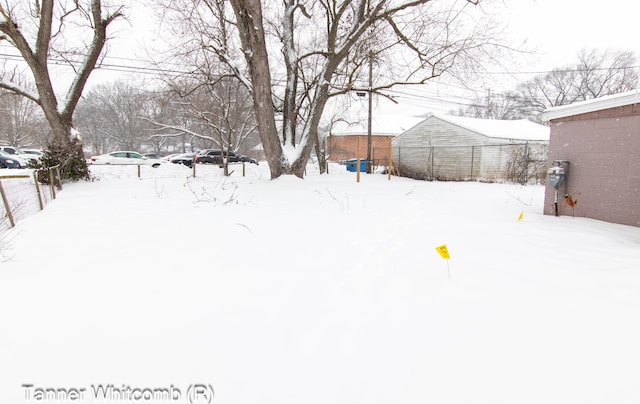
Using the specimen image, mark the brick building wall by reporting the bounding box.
[544,106,640,226]
[327,134,394,165]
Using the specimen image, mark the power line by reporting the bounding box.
[2,44,635,113]
[3,42,638,81]
[0,52,188,76]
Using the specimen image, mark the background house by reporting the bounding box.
[324,110,423,168]
[392,113,550,182]
[542,91,640,227]
[326,132,396,165]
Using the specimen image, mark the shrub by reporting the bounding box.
[38,140,90,183]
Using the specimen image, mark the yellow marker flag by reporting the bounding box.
[518,211,524,221]
[435,244,450,259]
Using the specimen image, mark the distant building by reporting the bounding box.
[392,114,549,181]
[326,132,396,165]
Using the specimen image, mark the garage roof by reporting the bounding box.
[431,113,550,141]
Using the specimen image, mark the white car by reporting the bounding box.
[89,151,162,167]
[0,146,39,165]
[20,148,44,160]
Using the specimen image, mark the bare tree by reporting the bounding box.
[158,0,504,179]
[451,48,638,123]
[0,89,47,147]
[0,67,47,146]
[74,91,115,155]
[575,48,638,99]
[450,90,527,120]
[0,0,123,179]
[162,78,257,153]
[514,48,637,122]
[141,77,259,174]
[145,0,259,173]
[75,81,159,154]
[137,89,181,154]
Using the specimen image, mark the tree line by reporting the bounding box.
[451,49,637,121]
[1,1,637,180]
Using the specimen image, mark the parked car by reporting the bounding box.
[161,153,182,162]
[89,151,162,167]
[143,152,164,159]
[237,154,259,165]
[0,150,28,168]
[193,149,258,166]
[20,148,44,161]
[0,146,39,165]
[169,152,196,168]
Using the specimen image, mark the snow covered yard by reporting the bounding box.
[1,162,640,404]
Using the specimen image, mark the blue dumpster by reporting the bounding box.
[346,158,367,172]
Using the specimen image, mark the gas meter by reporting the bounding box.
[547,166,565,189]
[548,160,570,217]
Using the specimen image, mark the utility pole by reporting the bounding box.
[366,51,373,174]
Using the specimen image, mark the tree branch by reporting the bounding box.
[0,80,40,104]
[140,117,218,144]
[61,1,124,120]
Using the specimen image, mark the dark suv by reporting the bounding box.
[193,149,258,166]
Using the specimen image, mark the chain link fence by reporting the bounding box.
[1,168,61,237]
[388,142,548,184]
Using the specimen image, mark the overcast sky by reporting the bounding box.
[370,0,640,121]
[3,0,636,127]
[100,0,640,84]
[109,0,640,130]
[504,0,640,72]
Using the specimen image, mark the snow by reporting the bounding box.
[430,113,551,141]
[327,110,549,141]
[0,79,39,102]
[281,142,300,166]
[1,162,640,404]
[330,113,424,136]
[543,90,640,121]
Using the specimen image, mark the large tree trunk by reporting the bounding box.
[0,0,122,180]
[229,0,283,179]
[230,0,335,179]
[226,0,490,179]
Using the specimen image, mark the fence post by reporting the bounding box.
[49,167,57,199]
[55,166,62,190]
[430,147,435,181]
[521,141,529,185]
[356,137,361,183]
[33,171,44,210]
[0,179,15,228]
[387,141,392,180]
[470,146,475,180]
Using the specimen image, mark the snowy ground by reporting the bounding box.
[1,162,640,404]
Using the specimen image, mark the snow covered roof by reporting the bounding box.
[430,113,550,141]
[328,114,424,136]
[542,90,640,121]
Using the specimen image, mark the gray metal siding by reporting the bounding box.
[394,117,489,148]
[392,116,548,181]
[393,117,492,179]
